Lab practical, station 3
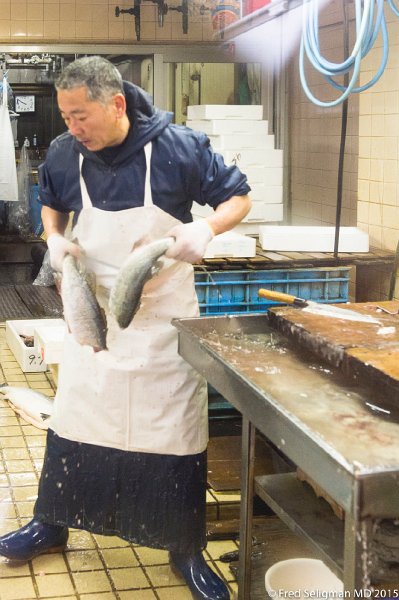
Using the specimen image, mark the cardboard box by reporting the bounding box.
[5,319,63,372]
[259,226,369,252]
[34,321,67,365]
[187,104,264,120]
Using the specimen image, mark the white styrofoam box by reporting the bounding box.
[259,226,369,252]
[6,318,64,372]
[249,184,283,204]
[186,119,268,136]
[245,166,283,186]
[208,133,275,150]
[34,321,67,365]
[242,203,283,223]
[192,210,283,237]
[223,148,283,168]
[187,104,263,120]
[203,231,256,258]
[234,222,267,235]
[191,203,212,218]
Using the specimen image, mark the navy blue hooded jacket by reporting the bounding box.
[38,81,250,223]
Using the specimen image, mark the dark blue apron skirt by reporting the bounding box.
[34,430,207,554]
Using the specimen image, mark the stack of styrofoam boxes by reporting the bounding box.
[186,105,283,236]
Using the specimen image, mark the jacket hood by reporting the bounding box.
[77,80,173,160]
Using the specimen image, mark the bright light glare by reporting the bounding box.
[232,0,331,71]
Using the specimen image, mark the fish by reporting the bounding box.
[109,237,174,329]
[61,254,107,351]
[0,385,54,430]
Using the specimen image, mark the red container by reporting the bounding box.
[211,1,241,30]
[243,0,271,15]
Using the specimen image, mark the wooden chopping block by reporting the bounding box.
[296,468,345,520]
[267,301,399,403]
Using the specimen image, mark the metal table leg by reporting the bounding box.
[238,418,256,600]
[343,481,373,591]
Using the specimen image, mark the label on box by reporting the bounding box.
[25,351,45,369]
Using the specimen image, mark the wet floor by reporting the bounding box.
[0,328,238,600]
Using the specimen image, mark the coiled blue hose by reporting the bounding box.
[387,0,399,17]
[300,0,389,107]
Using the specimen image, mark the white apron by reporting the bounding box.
[50,143,208,456]
[0,76,18,202]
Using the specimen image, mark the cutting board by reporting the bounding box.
[267,300,399,406]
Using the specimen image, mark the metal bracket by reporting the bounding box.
[115,0,141,41]
[115,0,188,38]
[145,0,168,27]
[166,0,188,34]
[137,0,188,34]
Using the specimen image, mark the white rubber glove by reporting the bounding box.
[165,220,215,263]
[46,233,81,272]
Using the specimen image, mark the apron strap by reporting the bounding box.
[79,154,92,209]
[2,76,8,107]
[143,142,153,208]
[79,142,153,210]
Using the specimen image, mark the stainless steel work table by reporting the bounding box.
[173,314,399,599]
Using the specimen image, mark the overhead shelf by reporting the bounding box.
[220,0,302,40]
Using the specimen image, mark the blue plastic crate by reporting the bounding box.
[195,267,351,315]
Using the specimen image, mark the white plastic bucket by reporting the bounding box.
[265,558,343,599]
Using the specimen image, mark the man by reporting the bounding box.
[0,56,251,600]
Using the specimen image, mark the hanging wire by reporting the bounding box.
[299,0,389,107]
[333,1,350,257]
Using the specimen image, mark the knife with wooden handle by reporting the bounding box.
[258,289,309,307]
[258,288,381,324]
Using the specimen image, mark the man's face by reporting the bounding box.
[57,86,123,151]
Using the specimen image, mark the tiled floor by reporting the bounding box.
[0,329,239,600]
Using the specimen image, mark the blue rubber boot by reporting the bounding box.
[0,519,68,561]
[170,551,230,600]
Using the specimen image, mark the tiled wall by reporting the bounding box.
[288,4,359,228]
[288,5,399,301]
[356,9,399,299]
[0,0,216,42]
